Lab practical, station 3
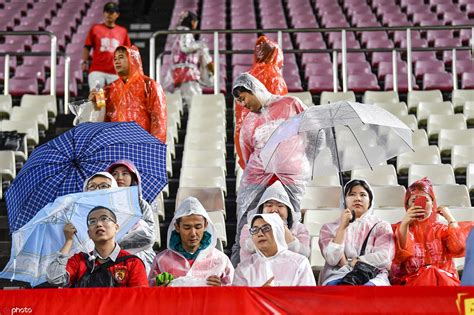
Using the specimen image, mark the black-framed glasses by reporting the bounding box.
[87,215,116,227]
[86,183,111,191]
[249,224,272,235]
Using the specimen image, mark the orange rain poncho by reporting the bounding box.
[390,178,473,286]
[105,45,167,143]
[235,36,288,169]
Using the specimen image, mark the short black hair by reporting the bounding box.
[175,215,207,226]
[257,202,293,229]
[344,180,373,209]
[251,214,264,227]
[87,206,117,224]
[180,11,198,29]
[103,2,119,13]
[232,85,252,99]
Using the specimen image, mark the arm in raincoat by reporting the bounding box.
[145,78,167,143]
[358,221,395,269]
[46,252,74,287]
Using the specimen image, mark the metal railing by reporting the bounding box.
[149,24,474,94]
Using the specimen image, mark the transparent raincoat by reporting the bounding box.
[148,197,234,287]
[239,181,310,261]
[390,178,473,286]
[105,45,167,143]
[318,179,395,286]
[233,213,315,286]
[165,26,213,106]
[105,160,156,275]
[234,36,288,168]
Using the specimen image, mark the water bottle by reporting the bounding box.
[95,81,106,109]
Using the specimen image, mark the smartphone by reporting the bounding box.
[414,196,427,209]
[349,209,356,223]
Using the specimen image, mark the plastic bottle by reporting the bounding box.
[95,81,106,108]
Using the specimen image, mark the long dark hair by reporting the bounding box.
[232,85,252,98]
[180,11,198,29]
[344,179,373,209]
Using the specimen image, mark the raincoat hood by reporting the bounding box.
[167,197,217,251]
[106,159,143,195]
[404,177,437,223]
[250,213,287,258]
[115,45,144,81]
[248,181,301,228]
[233,73,273,108]
[253,35,284,69]
[343,178,375,217]
[82,172,118,192]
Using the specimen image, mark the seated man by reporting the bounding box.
[46,206,148,287]
[233,213,315,286]
[83,171,118,192]
[148,197,234,286]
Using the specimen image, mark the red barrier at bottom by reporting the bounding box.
[0,286,473,315]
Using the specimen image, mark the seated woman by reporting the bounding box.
[239,181,310,262]
[233,213,315,286]
[391,177,468,286]
[319,179,394,286]
[106,160,156,275]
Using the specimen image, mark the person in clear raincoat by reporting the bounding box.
[239,181,310,262]
[391,177,473,286]
[234,35,288,169]
[106,160,156,275]
[165,11,214,107]
[90,45,167,143]
[231,72,308,266]
[233,213,315,286]
[319,179,395,286]
[148,197,234,287]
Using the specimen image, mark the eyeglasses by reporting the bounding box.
[87,215,116,227]
[249,224,272,235]
[86,183,111,191]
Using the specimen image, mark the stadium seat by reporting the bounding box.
[371,185,406,208]
[288,92,313,107]
[303,209,340,237]
[373,102,408,118]
[408,164,456,185]
[373,208,405,224]
[467,164,474,192]
[0,119,39,146]
[412,129,429,149]
[0,95,12,119]
[416,101,454,126]
[176,187,226,215]
[179,166,227,196]
[433,184,472,208]
[427,114,466,140]
[451,145,474,173]
[351,164,399,186]
[396,145,441,175]
[319,91,356,105]
[398,115,418,130]
[363,91,399,104]
[10,106,48,131]
[438,129,474,156]
[452,89,474,112]
[310,237,325,272]
[301,186,342,210]
[0,151,16,181]
[407,90,443,114]
[463,101,474,125]
[20,95,57,117]
[207,210,227,246]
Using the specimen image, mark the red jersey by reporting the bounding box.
[66,249,148,288]
[85,23,131,74]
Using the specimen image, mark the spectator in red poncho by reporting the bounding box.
[90,45,167,143]
[390,177,472,286]
[234,36,288,169]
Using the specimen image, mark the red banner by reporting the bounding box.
[0,286,473,314]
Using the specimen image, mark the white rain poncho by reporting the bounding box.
[82,172,118,191]
[233,213,315,287]
[105,161,157,275]
[239,181,310,261]
[231,73,308,266]
[318,179,395,286]
[148,197,234,287]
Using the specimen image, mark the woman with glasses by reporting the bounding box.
[238,181,310,263]
[233,213,315,286]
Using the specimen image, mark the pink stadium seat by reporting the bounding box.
[283,74,303,92]
[385,73,418,92]
[426,30,454,43]
[433,37,462,48]
[377,61,408,79]
[393,30,421,45]
[461,72,474,89]
[414,60,445,79]
[9,77,39,96]
[308,75,336,93]
[302,53,331,64]
[411,51,438,63]
[346,62,373,75]
[399,38,429,48]
[371,52,402,66]
[337,52,367,64]
[348,73,380,92]
[423,72,453,91]
[442,50,472,64]
[14,65,46,84]
[43,76,78,97]
[304,62,334,78]
[360,31,389,45]
[366,38,394,49]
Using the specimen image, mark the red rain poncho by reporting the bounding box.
[390,177,472,286]
[235,36,288,169]
[105,45,167,143]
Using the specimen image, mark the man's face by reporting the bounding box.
[87,208,119,243]
[174,214,208,252]
[86,176,112,191]
[114,50,129,76]
[237,91,262,113]
[251,218,278,257]
[103,11,119,26]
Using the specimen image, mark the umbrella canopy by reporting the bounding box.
[6,122,167,232]
[260,101,413,182]
[0,187,142,287]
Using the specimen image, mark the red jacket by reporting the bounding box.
[66,249,148,288]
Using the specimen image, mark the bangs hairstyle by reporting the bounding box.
[232,85,252,98]
[109,164,139,186]
[115,46,128,55]
[251,214,264,227]
[344,180,373,209]
[180,11,198,29]
[86,206,117,223]
[257,202,293,229]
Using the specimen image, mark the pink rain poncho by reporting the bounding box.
[234,36,288,169]
[318,179,395,286]
[105,45,167,143]
[390,178,472,286]
[233,213,315,286]
[148,197,234,287]
[239,181,310,261]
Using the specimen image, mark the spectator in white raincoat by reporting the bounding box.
[233,213,315,287]
[148,197,234,287]
[239,181,310,262]
[318,179,395,286]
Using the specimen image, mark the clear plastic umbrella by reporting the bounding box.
[260,101,414,185]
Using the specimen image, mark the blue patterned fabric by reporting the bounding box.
[5,122,167,232]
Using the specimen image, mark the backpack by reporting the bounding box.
[74,253,140,288]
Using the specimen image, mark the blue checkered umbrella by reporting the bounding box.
[5,122,167,232]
